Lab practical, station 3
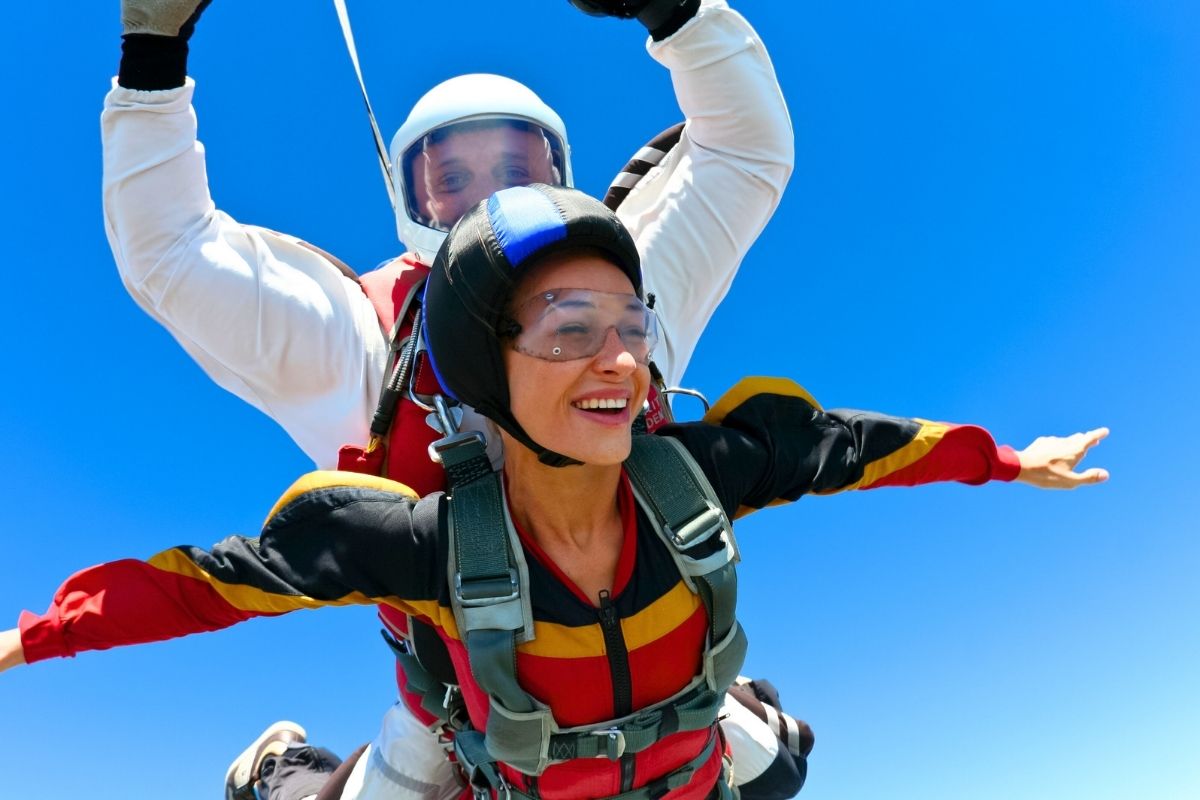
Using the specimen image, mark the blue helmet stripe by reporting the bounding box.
[419,285,458,401]
[487,186,567,267]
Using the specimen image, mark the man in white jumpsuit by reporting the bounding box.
[107,1,800,798]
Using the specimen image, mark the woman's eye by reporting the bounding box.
[621,326,649,341]
[556,323,591,337]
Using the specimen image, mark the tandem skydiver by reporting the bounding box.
[1,185,1109,800]
[108,0,806,798]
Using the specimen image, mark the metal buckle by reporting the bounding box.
[591,727,626,760]
[666,504,725,549]
[428,430,487,465]
[471,772,510,800]
[455,569,520,607]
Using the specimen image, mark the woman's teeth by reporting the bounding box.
[573,398,628,410]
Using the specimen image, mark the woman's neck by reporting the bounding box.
[504,443,624,551]
[501,435,624,559]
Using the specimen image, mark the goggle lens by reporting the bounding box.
[509,289,658,364]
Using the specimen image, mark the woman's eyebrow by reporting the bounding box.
[549,298,596,310]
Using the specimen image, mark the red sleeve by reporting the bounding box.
[861,424,1022,489]
[17,558,262,664]
[16,471,434,665]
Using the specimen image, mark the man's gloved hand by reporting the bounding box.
[568,0,643,19]
[117,0,212,89]
[567,0,701,41]
[121,0,212,39]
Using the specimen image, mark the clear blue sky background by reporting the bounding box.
[1,2,1197,798]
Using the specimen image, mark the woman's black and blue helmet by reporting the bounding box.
[422,183,643,467]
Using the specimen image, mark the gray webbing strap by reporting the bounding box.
[625,436,727,554]
[550,685,724,759]
[457,726,723,800]
[624,436,739,639]
[442,436,533,716]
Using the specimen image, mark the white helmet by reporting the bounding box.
[389,74,573,263]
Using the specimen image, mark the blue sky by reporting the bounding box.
[1,2,1197,798]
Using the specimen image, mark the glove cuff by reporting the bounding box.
[639,0,701,40]
[118,34,189,91]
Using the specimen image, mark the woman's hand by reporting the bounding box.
[0,628,26,674]
[1016,427,1110,489]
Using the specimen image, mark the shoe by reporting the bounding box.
[224,720,308,800]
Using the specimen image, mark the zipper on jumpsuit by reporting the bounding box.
[598,589,636,793]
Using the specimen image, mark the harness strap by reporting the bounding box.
[440,434,536,716]
[456,726,724,800]
[625,435,747,692]
[547,685,725,760]
[624,436,738,636]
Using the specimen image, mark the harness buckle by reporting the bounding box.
[592,727,626,760]
[666,503,726,549]
[455,569,520,607]
[471,772,510,800]
[428,430,487,465]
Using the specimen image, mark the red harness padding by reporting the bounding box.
[337,254,449,497]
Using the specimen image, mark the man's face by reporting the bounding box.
[412,124,560,229]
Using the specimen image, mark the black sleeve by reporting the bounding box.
[658,378,1012,519]
[19,472,446,662]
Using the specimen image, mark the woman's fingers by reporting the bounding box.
[1016,427,1111,489]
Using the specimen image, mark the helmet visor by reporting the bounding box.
[402,117,568,233]
[506,288,659,365]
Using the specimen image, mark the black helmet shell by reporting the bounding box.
[423,184,643,466]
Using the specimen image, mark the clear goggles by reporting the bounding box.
[505,288,659,365]
[401,117,568,232]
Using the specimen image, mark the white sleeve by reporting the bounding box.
[101,78,389,468]
[617,0,794,387]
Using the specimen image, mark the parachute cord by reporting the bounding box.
[331,0,396,209]
[370,306,423,439]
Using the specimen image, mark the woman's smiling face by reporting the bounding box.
[502,249,651,466]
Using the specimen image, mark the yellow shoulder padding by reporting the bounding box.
[702,377,823,425]
[265,470,421,526]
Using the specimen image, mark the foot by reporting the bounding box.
[224,720,308,800]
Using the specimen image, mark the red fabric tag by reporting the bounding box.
[337,442,387,476]
[644,385,670,432]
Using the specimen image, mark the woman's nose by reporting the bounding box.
[592,328,637,374]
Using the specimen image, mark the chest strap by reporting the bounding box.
[455,726,733,800]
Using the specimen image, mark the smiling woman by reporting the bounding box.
[503,258,655,468]
[0,185,1107,800]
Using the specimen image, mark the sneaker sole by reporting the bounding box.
[224,720,308,800]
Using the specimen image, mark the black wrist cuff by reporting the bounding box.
[641,0,702,41]
[118,34,189,91]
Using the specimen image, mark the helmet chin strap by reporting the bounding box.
[332,0,396,211]
[483,403,583,469]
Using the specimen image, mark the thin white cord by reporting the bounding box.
[332,0,396,209]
